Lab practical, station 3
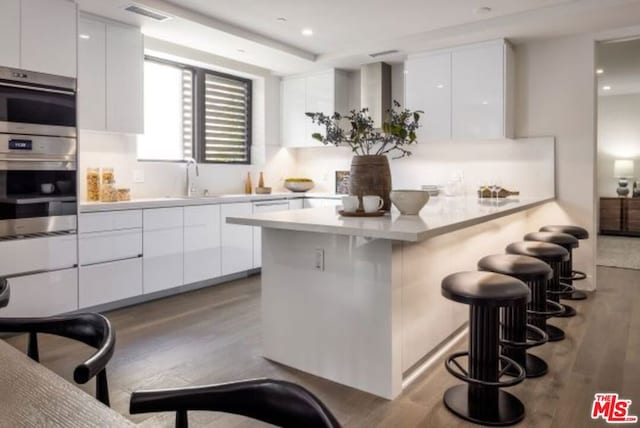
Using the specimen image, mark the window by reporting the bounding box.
[138,57,252,164]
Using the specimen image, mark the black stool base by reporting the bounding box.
[503,353,548,378]
[443,384,525,426]
[546,324,565,342]
[555,303,576,318]
[562,290,588,301]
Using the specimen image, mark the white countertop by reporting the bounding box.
[227,196,554,242]
[79,192,341,213]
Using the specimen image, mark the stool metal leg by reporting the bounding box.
[443,305,525,426]
[502,303,548,378]
[555,259,577,317]
[562,252,588,300]
[532,271,565,342]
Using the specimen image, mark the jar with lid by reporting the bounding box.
[100,179,118,202]
[86,168,100,201]
[101,167,114,184]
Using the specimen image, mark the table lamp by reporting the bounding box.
[614,159,635,197]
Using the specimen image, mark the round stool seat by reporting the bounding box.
[442,271,530,307]
[506,241,569,263]
[524,231,579,249]
[478,254,552,282]
[540,225,589,240]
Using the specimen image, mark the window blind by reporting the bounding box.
[182,69,194,159]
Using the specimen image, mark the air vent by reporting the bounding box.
[124,4,172,22]
[369,49,400,58]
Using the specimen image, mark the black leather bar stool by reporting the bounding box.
[524,232,579,318]
[540,225,589,300]
[442,271,528,426]
[478,255,550,378]
[505,241,568,342]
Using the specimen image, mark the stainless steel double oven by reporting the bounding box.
[0,66,77,239]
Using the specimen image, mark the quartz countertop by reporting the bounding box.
[227,196,554,242]
[79,192,341,213]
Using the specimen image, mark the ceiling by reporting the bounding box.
[597,38,640,96]
[77,0,640,76]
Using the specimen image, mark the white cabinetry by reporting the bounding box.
[289,199,304,210]
[405,40,513,141]
[184,204,222,285]
[20,0,77,77]
[4,268,78,317]
[221,203,254,275]
[0,0,20,68]
[143,207,184,294]
[281,70,348,148]
[252,200,290,268]
[80,259,142,308]
[303,198,342,209]
[78,15,143,134]
[0,235,77,277]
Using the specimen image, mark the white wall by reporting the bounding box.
[597,93,640,196]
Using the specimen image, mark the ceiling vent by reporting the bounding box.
[369,49,400,58]
[123,4,172,22]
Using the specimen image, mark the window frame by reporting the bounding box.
[141,56,252,165]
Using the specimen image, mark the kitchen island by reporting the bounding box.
[228,196,554,399]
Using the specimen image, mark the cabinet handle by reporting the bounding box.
[254,202,289,207]
[0,82,75,95]
[80,255,143,268]
[3,265,77,280]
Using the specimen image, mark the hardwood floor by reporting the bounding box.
[5,266,640,427]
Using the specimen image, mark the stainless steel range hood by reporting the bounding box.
[360,62,391,128]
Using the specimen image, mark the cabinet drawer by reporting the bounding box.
[79,210,142,233]
[144,207,183,230]
[79,257,142,308]
[79,229,142,265]
[3,268,78,317]
[0,235,77,277]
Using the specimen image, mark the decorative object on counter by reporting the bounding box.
[117,188,131,202]
[390,190,430,215]
[478,186,520,199]
[284,178,314,193]
[255,187,272,194]
[87,168,100,201]
[341,195,359,213]
[335,171,350,194]
[614,159,635,197]
[362,195,384,213]
[244,172,253,194]
[40,183,55,194]
[421,185,441,197]
[633,181,640,198]
[258,171,265,188]
[306,100,422,210]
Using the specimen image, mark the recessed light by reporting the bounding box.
[276,17,287,22]
[436,84,444,89]
[603,85,611,91]
[301,28,313,37]
[79,34,90,40]
[474,7,492,15]
[596,68,604,75]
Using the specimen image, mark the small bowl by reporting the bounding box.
[255,187,272,194]
[284,180,314,193]
[56,180,73,194]
[390,190,430,215]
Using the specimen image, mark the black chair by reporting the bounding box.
[524,231,579,318]
[478,254,550,378]
[0,279,9,309]
[0,313,115,406]
[539,225,590,300]
[130,378,341,428]
[441,271,529,426]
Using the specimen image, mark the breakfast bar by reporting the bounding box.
[228,195,554,399]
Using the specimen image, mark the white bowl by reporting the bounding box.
[284,180,314,192]
[390,190,430,215]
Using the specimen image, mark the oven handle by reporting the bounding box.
[0,157,75,162]
[0,82,75,96]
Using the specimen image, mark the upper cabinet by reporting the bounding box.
[405,40,514,142]
[78,15,144,134]
[281,69,348,148]
[0,0,77,77]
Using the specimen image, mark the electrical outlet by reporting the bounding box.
[314,248,325,271]
[133,169,145,183]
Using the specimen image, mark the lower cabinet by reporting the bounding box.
[3,268,78,317]
[221,202,254,276]
[600,197,640,236]
[143,207,184,294]
[252,201,290,268]
[79,257,142,308]
[184,204,222,285]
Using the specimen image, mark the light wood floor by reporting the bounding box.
[5,266,640,427]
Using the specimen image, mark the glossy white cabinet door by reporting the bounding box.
[184,204,222,285]
[0,235,77,277]
[79,210,142,233]
[106,23,143,134]
[79,257,142,308]
[4,268,78,317]
[79,229,142,266]
[281,76,307,148]
[78,16,106,131]
[305,71,334,147]
[21,0,77,77]
[143,207,184,294]
[0,0,20,68]
[405,52,452,141]
[221,203,253,275]
[252,201,290,268]
[452,42,504,140]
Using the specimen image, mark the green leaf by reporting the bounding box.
[311,133,323,141]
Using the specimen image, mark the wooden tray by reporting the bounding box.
[339,209,386,217]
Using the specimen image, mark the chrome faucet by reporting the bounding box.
[185,157,199,197]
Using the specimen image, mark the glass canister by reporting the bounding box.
[86,168,100,201]
[101,167,114,184]
[101,179,118,202]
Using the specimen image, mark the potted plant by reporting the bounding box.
[306,101,422,210]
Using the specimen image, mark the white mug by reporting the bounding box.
[362,195,384,213]
[41,183,55,194]
[341,195,359,212]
